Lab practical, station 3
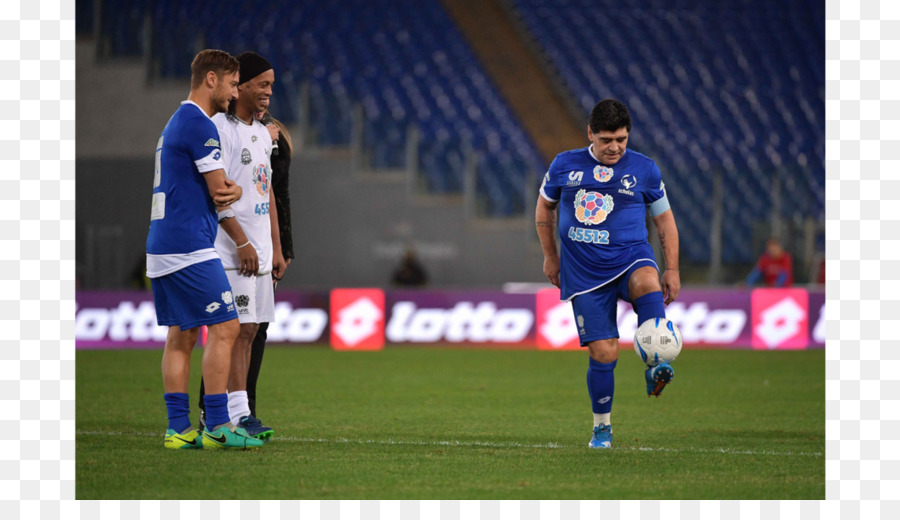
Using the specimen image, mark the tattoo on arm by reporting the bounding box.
[536,221,554,228]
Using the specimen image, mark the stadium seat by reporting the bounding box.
[509,0,824,262]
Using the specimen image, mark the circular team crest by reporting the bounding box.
[574,189,614,225]
[253,164,269,196]
[593,164,614,182]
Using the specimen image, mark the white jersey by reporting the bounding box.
[212,113,274,273]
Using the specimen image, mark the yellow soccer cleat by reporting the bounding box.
[164,428,203,449]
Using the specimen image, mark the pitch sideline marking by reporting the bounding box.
[76,430,823,457]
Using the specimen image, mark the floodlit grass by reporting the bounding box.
[76,346,824,499]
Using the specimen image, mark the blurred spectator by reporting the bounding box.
[811,252,825,286]
[130,255,151,290]
[392,247,428,287]
[745,237,793,287]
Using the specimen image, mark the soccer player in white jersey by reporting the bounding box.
[205,52,286,440]
[147,49,263,449]
[535,99,681,449]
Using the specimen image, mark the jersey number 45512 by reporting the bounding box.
[568,226,609,244]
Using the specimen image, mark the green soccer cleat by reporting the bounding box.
[164,428,203,449]
[201,424,265,449]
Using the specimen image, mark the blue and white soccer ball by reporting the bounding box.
[634,317,683,367]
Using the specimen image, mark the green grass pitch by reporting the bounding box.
[76,346,824,499]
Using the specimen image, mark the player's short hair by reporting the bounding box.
[589,99,632,133]
[190,49,240,89]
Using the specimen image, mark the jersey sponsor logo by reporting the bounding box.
[150,192,165,221]
[253,165,269,196]
[205,302,221,313]
[251,135,258,142]
[574,189,614,225]
[204,138,220,147]
[566,170,584,186]
[593,165,614,182]
[241,148,251,165]
[619,174,636,196]
[212,150,221,161]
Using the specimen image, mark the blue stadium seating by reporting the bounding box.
[86,0,824,260]
[510,0,824,262]
[127,0,545,217]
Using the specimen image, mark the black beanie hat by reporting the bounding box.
[237,51,273,85]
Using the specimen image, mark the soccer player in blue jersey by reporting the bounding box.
[535,99,681,449]
[147,49,263,449]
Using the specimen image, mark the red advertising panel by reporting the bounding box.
[329,288,385,351]
[751,288,810,350]
[535,288,581,350]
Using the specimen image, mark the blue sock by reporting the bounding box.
[633,291,666,327]
[587,358,617,414]
[203,393,230,430]
[163,393,191,433]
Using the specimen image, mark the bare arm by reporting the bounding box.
[535,195,560,288]
[203,168,242,207]
[652,209,681,304]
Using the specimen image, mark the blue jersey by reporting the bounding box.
[145,101,227,278]
[540,147,667,300]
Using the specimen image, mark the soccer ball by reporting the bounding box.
[633,317,683,367]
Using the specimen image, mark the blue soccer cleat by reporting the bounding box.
[645,362,674,397]
[237,415,274,442]
[588,424,613,448]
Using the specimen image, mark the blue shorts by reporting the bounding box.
[151,259,238,330]
[570,261,658,345]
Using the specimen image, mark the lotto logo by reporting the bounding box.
[751,289,809,350]
[329,289,385,350]
[535,288,580,350]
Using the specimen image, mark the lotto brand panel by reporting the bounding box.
[535,288,580,350]
[75,289,825,349]
[751,288,811,350]
[329,288,386,351]
[384,290,536,345]
[74,291,331,349]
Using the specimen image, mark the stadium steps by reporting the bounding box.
[289,152,543,289]
[76,38,188,159]
[438,0,585,164]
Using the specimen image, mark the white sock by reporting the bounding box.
[227,390,251,425]
[593,413,611,428]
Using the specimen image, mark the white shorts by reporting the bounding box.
[225,271,275,324]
